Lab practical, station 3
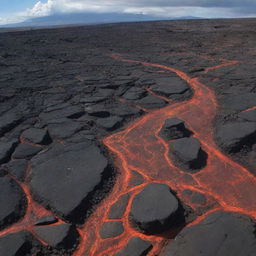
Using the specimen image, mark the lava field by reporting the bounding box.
[0,18,256,256]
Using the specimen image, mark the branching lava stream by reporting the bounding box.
[74,53,256,256]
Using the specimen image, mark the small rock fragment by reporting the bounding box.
[108,193,130,219]
[100,221,124,239]
[12,143,42,159]
[21,128,51,145]
[96,116,123,131]
[159,118,192,140]
[115,236,153,256]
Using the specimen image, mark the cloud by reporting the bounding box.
[25,0,256,17]
[1,0,256,25]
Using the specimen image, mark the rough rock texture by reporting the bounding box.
[151,77,190,98]
[0,140,18,164]
[96,116,123,131]
[34,224,79,249]
[216,122,256,153]
[115,237,153,256]
[129,171,145,187]
[21,128,51,145]
[135,95,167,109]
[35,216,58,226]
[130,183,183,234]
[4,159,28,181]
[30,142,113,223]
[0,112,22,137]
[163,211,256,256]
[47,119,84,139]
[12,143,42,159]
[159,118,192,140]
[238,109,256,122]
[0,177,26,230]
[108,193,130,219]
[0,231,35,256]
[169,137,207,171]
[122,87,147,100]
[99,221,124,239]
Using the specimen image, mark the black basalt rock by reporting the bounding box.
[216,122,256,153]
[169,137,207,171]
[0,177,27,230]
[115,236,153,256]
[21,128,52,145]
[129,183,184,235]
[30,142,114,224]
[163,211,256,256]
[34,223,79,249]
[0,230,35,256]
[99,221,124,239]
[159,118,192,140]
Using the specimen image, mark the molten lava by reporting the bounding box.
[1,53,255,256]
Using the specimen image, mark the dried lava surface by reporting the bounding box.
[0,19,256,255]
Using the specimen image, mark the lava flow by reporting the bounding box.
[1,52,255,256]
[72,53,256,256]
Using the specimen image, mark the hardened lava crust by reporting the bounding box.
[0,18,256,256]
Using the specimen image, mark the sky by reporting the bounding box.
[1,0,256,25]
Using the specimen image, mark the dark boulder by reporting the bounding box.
[30,142,113,223]
[0,140,18,164]
[163,211,256,256]
[159,118,192,140]
[169,137,207,171]
[21,128,51,145]
[216,122,256,153]
[0,177,27,230]
[129,183,183,234]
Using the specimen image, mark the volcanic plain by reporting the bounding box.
[0,18,256,256]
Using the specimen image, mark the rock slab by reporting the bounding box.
[129,183,182,234]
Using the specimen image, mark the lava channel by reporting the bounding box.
[72,53,256,256]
